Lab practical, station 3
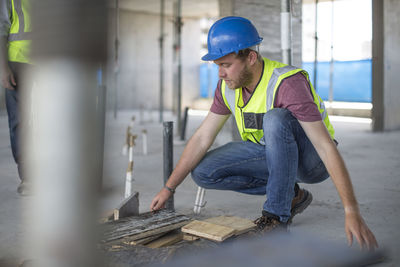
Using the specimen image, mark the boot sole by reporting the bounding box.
[288,190,313,224]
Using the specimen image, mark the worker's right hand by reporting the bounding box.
[1,65,16,90]
[150,187,172,211]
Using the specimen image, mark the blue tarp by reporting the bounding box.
[199,63,219,98]
[302,59,372,103]
[200,59,372,102]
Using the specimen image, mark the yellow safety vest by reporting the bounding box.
[8,0,31,64]
[221,57,335,144]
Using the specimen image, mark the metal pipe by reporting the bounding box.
[159,0,165,123]
[180,107,189,141]
[114,0,120,119]
[173,0,183,134]
[328,0,335,104]
[194,187,206,214]
[163,121,174,210]
[281,0,292,65]
[142,129,148,155]
[27,1,107,265]
[313,0,319,91]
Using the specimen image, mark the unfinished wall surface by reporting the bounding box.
[383,0,400,130]
[107,8,202,112]
[219,0,302,67]
[373,0,400,131]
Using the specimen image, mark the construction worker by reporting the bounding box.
[0,0,32,195]
[151,16,378,250]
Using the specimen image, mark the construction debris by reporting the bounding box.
[114,192,139,220]
[146,230,183,248]
[102,210,190,243]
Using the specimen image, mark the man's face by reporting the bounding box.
[214,53,253,90]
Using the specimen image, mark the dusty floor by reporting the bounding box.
[0,110,399,266]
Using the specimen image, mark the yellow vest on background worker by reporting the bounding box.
[8,0,31,64]
[221,57,335,144]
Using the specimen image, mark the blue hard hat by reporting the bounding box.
[202,16,263,61]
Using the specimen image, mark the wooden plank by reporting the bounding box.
[114,192,139,220]
[102,210,190,242]
[183,234,200,241]
[123,233,165,246]
[204,216,256,235]
[145,231,183,248]
[99,210,114,223]
[181,220,235,242]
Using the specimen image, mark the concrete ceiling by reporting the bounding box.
[114,0,219,18]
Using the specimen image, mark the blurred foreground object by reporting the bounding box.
[23,0,107,266]
[151,231,386,267]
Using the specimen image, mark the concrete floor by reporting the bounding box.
[0,110,399,266]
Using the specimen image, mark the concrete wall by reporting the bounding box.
[219,0,302,67]
[106,8,203,112]
[372,0,400,131]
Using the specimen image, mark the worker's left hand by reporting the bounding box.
[0,64,16,90]
[150,188,172,211]
[345,210,378,251]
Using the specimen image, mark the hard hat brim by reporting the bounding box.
[201,53,223,61]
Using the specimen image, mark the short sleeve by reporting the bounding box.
[210,79,231,115]
[274,72,322,122]
[0,0,11,37]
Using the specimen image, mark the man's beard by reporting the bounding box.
[227,64,253,90]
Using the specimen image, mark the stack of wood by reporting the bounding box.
[102,209,190,248]
[101,210,257,249]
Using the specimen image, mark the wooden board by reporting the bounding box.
[114,192,139,220]
[181,220,235,242]
[204,216,256,235]
[99,210,114,223]
[183,234,200,241]
[102,209,190,243]
[123,233,165,246]
[146,231,183,248]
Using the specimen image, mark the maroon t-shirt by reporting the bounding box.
[210,72,322,122]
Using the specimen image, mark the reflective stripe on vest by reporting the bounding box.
[8,0,31,63]
[222,58,335,144]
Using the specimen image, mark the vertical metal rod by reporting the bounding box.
[180,107,189,141]
[163,121,174,210]
[173,0,183,134]
[114,0,120,119]
[159,0,165,123]
[313,0,319,91]
[328,0,335,104]
[281,0,292,65]
[142,129,148,155]
[97,68,107,190]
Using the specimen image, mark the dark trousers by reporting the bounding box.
[5,62,32,181]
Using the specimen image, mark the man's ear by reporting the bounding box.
[248,50,258,65]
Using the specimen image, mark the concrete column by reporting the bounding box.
[372,0,400,131]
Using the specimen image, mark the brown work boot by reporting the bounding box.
[254,211,288,233]
[288,183,313,224]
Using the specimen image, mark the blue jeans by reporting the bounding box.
[5,62,31,181]
[191,108,330,222]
